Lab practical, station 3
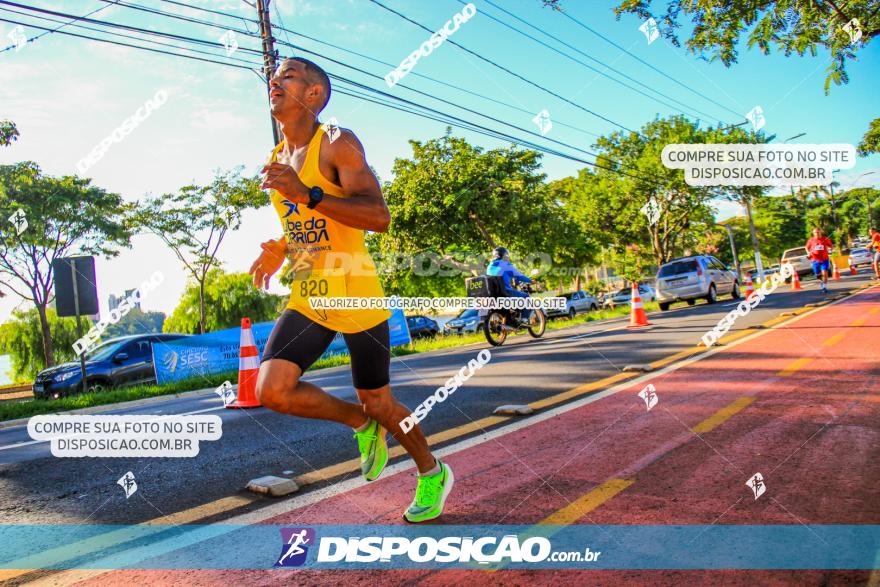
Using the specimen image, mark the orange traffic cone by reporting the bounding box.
[791,270,801,291]
[627,283,652,328]
[849,263,857,276]
[832,261,841,280]
[226,317,261,409]
[744,274,757,300]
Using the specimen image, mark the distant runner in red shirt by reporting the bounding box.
[869,227,880,279]
[805,227,834,293]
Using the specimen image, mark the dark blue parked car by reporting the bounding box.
[33,334,188,399]
[405,315,439,339]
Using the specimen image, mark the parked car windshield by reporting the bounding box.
[783,247,808,258]
[658,259,698,277]
[84,340,127,362]
[851,247,867,254]
[456,309,479,320]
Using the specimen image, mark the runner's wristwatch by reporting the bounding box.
[307,186,324,209]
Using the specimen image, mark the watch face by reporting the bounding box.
[308,186,323,208]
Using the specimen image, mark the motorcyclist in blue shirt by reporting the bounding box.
[486,247,532,324]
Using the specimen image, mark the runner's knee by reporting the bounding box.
[255,367,300,410]
[360,390,393,420]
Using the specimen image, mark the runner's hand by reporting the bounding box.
[249,239,286,289]
[261,162,308,203]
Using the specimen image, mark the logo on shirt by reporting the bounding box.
[281,200,300,218]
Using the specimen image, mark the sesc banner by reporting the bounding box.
[153,309,411,385]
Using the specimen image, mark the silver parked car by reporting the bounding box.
[601,284,656,309]
[655,255,739,311]
[442,309,483,335]
[848,247,873,269]
[781,246,813,277]
[546,290,600,319]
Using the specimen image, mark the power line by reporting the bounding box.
[1,1,261,54]
[158,0,258,25]
[0,0,117,53]
[3,6,671,187]
[96,0,605,140]
[366,0,633,133]
[552,5,743,119]
[270,24,602,139]
[454,0,722,122]
[0,15,259,70]
[273,37,606,163]
[2,9,610,174]
[0,5,261,67]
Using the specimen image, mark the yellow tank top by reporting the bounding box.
[267,126,390,333]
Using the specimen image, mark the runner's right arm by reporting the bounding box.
[249,235,287,289]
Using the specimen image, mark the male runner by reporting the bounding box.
[805,227,834,294]
[869,227,880,279]
[249,57,453,523]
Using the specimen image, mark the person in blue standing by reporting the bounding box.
[486,247,532,325]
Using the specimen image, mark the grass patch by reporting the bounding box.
[1,303,657,422]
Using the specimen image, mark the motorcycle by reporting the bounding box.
[465,275,546,347]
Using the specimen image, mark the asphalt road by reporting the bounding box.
[0,271,873,527]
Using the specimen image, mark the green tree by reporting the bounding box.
[0,120,18,147]
[561,115,718,267]
[164,269,284,334]
[374,131,591,296]
[612,0,878,92]
[0,308,85,380]
[857,117,880,156]
[752,195,806,260]
[102,308,166,338]
[129,168,263,334]
[0,162,131,367]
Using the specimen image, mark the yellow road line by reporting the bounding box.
[851,317,867,326]
[776,357,812,377]
[823,332,846,347]
[539,478,635,526]
[480,478,634,573]
[691,396,756,434]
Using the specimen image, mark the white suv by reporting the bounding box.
[655,255,739,311]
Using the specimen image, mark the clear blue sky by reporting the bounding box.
[1,0,878,323]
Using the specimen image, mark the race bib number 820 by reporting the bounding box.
[293,269,346,300]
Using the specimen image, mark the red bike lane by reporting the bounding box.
[74,287,880,586]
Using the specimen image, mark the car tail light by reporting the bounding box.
[697,267,703,277]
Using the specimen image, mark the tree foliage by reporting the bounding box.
[0,308,86,380]
[373,130,594,296]
[0,120,19,147]
[163,269,284,334]
[101,308,166,338]
[611,0,878,92]
[0,162,131,367]
[857,117,880,156]
[555,116,718,268]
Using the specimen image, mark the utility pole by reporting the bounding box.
[718,223,741,281]
[256,0,281,146]
[743,198,764,282]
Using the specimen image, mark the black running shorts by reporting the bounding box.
[262,309,391,390]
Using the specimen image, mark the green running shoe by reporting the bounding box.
[354,419,387,481]
[403,460,454,523]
